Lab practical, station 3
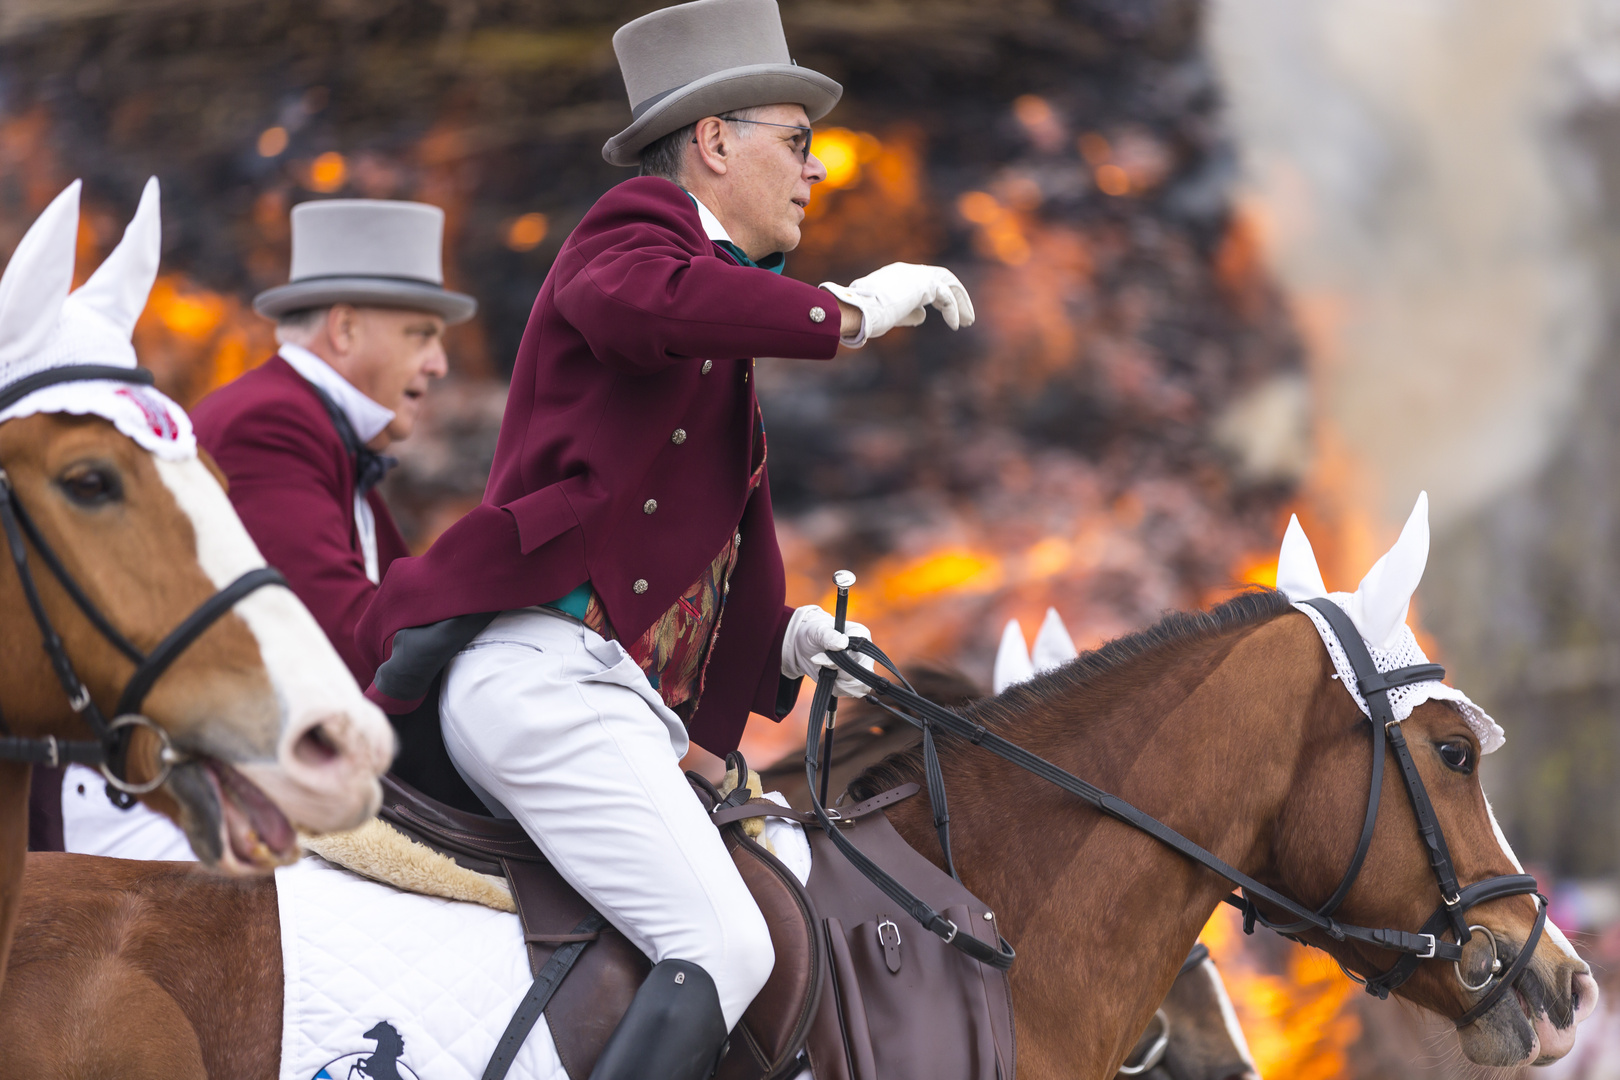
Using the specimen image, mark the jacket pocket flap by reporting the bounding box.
[503,482,581,554]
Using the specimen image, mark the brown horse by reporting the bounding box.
[764,667,1258,1080]
[0,175,396,999]
[0,587,1594,1077]
[0,409,396,975]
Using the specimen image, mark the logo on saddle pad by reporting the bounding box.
[312,1020,423,1080]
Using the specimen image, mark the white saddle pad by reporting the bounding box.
[277,855,568,1080]
[276,802,810,1080]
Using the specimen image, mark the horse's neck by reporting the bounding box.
[0,761,30,989]
[885,615,1316,1077]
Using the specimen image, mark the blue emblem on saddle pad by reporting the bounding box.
[311,1020,422,1080]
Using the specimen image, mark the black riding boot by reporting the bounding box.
[587,958,730,1080]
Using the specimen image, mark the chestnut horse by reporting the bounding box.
[763,666,1257,1080]
[0,178,395,1000]
[0,582,1595,1078]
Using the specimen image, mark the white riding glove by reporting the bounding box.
[820,262,976,347]
[781,604,876,698]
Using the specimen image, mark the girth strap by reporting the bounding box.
[481,913,606,1080]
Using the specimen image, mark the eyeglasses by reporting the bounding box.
[700,115,813,163]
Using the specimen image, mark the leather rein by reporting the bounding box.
[0,365,286,805]
[805,591,1545,1029]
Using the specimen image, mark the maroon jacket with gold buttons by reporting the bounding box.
[357,176,841,753]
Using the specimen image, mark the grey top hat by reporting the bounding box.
[603,0,842,167]
[253,199,477,325]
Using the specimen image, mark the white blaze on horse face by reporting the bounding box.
[153,454,392,831]
[1204,958,1260,1076]
[1484,795,1582,964]
[993,618,1035,694]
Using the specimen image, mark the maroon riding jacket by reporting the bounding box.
[191,356,410,686]
[357,176,842,753]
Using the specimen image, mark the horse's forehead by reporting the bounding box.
[4,412,152,467]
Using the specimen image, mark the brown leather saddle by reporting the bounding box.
[379,769,902,1079]
[380,763,1016,1080]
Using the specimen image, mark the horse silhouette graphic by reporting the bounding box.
[350,1021,408,1080]
[311,1020,420,1080]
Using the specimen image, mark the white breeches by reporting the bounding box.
[439,607,774,1030]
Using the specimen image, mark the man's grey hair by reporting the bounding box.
[638,106,766,184]
[274,305,332,345]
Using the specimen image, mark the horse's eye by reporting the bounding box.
[57,465,122,506]
[1437,741,1473,774]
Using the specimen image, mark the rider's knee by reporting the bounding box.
[711,902,775,1024]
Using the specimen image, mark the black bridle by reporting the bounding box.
[0,364,286,806]
[805,588,1546,1030]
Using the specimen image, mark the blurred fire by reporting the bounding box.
[1201,904,1361,1080]
[133,273,276,407]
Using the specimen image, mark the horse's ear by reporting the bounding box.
[993,618,1034,694]
[1275,514,1328,601]
[1348,491,1429,650]
[71,176,160,340]
[0,180,81,367]
[1032,607,1078,672]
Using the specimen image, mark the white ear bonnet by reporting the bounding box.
[1277,492,1504,753]
[993,607,1080,694]
[0,178,194,460]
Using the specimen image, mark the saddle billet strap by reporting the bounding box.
[708,782,920,827]
[481,912,607,1080]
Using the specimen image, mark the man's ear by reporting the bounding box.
[692,116,731,176]
[326,303,357,355]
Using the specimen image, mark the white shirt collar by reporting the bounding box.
[690,195,734,245]
[277,342,395,445]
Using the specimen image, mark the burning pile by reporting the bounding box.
[0,0,1366,1075]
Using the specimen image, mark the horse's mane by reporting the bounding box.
[846,587,1295,801]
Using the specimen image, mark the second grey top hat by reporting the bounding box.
[253,199,477,325]
[603,0,842,167]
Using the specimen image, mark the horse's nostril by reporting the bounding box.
[292,722,341,766]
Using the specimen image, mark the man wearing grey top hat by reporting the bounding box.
[192,199,475,688]
[359,3,973,1076]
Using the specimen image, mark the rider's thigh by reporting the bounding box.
[440,611,774,1027]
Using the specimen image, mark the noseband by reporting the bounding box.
[0,365,287,805]
[806,590,1546,1030]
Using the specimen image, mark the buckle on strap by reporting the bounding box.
[939,918,959,944]
[1417,934,1438,960]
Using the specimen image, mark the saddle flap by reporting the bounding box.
[714,824,824,1080]
[802,804,1016,1080]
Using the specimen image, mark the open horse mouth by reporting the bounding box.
[165,756,298,872]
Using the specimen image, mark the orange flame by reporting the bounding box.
[133,273,276,406]
[1201,905,1360,1079]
